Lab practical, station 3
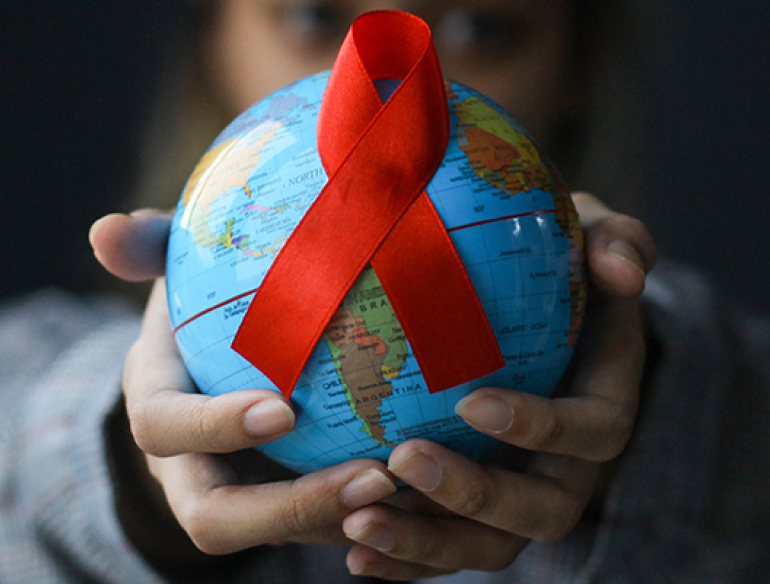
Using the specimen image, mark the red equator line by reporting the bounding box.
[173,287,258,334]
[173,206,579,335]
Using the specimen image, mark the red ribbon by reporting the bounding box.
[232,11,504,397]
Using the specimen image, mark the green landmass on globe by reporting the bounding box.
[166,72,586,474]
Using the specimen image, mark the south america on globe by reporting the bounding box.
[166,12,587,475]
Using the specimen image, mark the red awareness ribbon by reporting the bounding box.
[232,11,504,397]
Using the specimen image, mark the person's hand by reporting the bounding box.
[338,192,658,579]
[91,212,399,560]
[89,193,657,577]
[90,209,170,282]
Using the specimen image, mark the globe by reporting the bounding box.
[166,71,587,474]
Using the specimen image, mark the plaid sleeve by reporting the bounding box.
[0,290,163,583]
[0,291,366,584]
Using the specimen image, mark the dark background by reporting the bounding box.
[1,1,182,298]
[2,0,768,310]
[629,0,770,312]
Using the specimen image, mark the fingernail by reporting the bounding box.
[244,400,295,438]
[388,449,442,492]
[455,394,514,434]
[342,469,397,509]
[344,515,396,552]
[606,240,646,276]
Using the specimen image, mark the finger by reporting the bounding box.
[89,209,171,282]
[381,486,456,518]
[455,296,644,462]
[572,192,658,297]
[387,441,596,542]
[344,506,527,577]
[124,281,295,456]
[347,545,455,580]
[147,454,396,555]
[344,445,595,578]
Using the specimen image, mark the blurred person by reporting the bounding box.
[1,2,768,584]
[129,0,619,217]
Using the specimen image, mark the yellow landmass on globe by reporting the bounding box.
[180,121,281,248]
[454,97,554,196]
[455,97,540,160]
[452,91,587,347]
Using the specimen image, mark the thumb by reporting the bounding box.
[89,209,171,282]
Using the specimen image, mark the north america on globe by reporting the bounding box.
[166,71,587,474]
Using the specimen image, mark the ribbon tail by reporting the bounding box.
[232,10,502,398]
[372,194,505,393]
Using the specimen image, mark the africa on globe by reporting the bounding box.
[166,68,587,474]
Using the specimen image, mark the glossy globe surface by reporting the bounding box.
[166,71,586,474]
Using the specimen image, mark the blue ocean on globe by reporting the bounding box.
[166,71,587,474]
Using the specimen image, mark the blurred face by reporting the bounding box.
[203,0,580,147]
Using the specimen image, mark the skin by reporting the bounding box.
[202,0,580,147]
[89,0,659,580]
[91,196,656,579]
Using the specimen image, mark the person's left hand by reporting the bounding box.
[340,193,657,579]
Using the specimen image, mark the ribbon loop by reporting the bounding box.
[232,11,504,397]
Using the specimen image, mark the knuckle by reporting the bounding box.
[176,499,228,555]
[539,492,584,542]
[281,479,323,534]
[450,475,495,519]
[288,499,314,534]
[522,409,564,452]
[127,398,163,456]
[123,341,176,456]
[596,404,635,461]
[404,536,445,566]
[195,399,228,452]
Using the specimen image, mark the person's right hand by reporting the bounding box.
[91,212,398,558]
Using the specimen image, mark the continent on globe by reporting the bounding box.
[177,92,314,268]
[449,85,586,344]
[322,266,408,448]
[166,70,587,474]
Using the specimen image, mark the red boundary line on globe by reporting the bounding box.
[173,206,578,334]
[173,288,258,335]
[445,207,576,233]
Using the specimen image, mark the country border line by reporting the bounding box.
[173,206,578,334]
